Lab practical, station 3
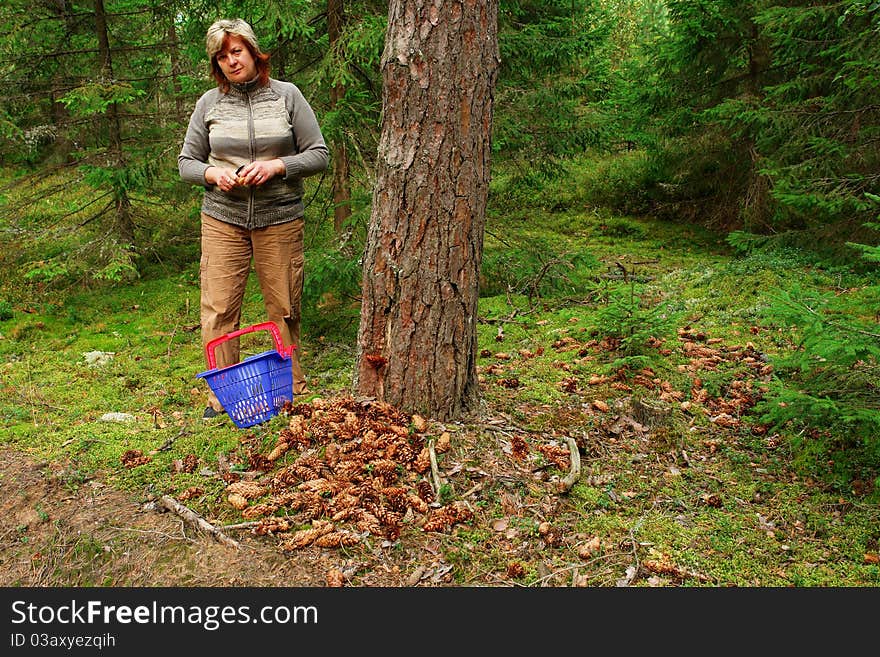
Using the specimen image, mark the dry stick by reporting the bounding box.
[158,495,240,550]
[558,436,581,493]
[461,483,483,499]
[220,520,263,531]
[156,425,189,452]
[428,439,443,498]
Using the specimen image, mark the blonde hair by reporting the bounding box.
[206,19,261,59]
[205,19,270,92]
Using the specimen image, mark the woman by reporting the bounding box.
[178,18,329,418]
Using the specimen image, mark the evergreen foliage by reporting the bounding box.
[494,0,613,176]
[610,1,880,238]
[588,279,682,371]
[749,194,880,479]
[755,280,880,479]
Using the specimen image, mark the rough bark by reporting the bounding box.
[354,0,499,421]
[94,0,134,243]
[167,19,183,121]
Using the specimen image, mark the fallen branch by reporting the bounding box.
[428,439,443,498]
[558,436,581,493]
[220,520,263,531]
[158,495,240,550]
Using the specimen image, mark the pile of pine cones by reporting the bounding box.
[223,396,474,551]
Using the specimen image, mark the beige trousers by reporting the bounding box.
[199,213,307,411]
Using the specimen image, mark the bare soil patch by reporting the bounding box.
[0,446,351,587]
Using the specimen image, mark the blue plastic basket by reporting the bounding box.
[195,322,295,429]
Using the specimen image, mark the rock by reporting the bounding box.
[100,412,136,423]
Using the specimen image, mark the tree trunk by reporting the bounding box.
[167,19,184,121]
[94,0,134,244]
[328,0,353,241]
[354,0,499,421]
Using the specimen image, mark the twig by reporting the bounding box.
[481,420,532,435]
[558,436,581,493]
[461,483,483,499]
[428,439,443,498]
[157,495,240,550]
[156,425,189,452]
[528,553,620,587]
[616,514,649,587]
[220,521,263,531]
[477,315,533,327]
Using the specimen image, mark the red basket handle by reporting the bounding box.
[204,321,294,369]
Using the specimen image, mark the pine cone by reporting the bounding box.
[182,454,199,473]
[330,507,359,522]
[416,480,435,503]
[254,517,291,535]
[536,443,570,471]
[121,449,151,468]
[325,568,345,587]
[355,511,382,535]
[373,506,402,529]
[332,460,366,480]
[289,491,325,519]
[407,493,429,514]
[422,508,454,532]
[177,486,203,501]
[227,493,249,510]
[280,520,334,550]
[435,432,451,453]
[510,435,529,460]
[295,453,329,476]
[248,453,273,472]
[267,441,290,461]
[270,464,300,490]
[241,502,279,519]
[225,481,266,499]
[411,414,428,433]
[449,500,474,523]
[297,478,333,495]
[327,493,360,519]
[382,487,409,512]
[314,531,361,548]
[413,448,431,474]
[422,501,473,532]
[385,441,415,465]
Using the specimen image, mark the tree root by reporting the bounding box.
[558,436,581,493]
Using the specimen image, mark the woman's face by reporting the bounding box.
[215,35,257,84]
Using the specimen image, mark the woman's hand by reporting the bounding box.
[204,166,240,192]
[237,159,285,186]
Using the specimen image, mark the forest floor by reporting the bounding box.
[0,444,337,587]
[3,377,878,588]
[1,209,878,588]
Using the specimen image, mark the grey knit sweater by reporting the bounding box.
[178,77,329,229]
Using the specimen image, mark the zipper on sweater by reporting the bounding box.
[246,90,255,229]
